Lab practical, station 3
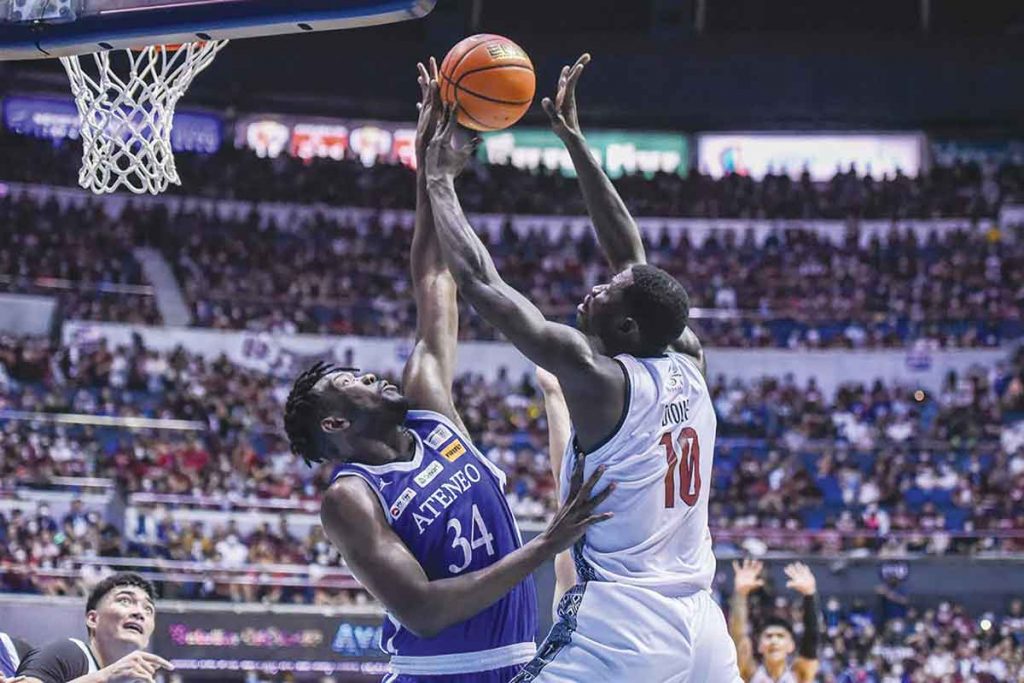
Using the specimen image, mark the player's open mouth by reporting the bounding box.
[123,622,144,634]
[379,382,397,395]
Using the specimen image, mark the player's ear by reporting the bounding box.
[85,608,99,633]
[618,316,639,335]
[321,416,350,433]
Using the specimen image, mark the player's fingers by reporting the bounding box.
[577,463,607,500]
[732,560,741,573]
[429,55,439,79]
[541,98,564,126]
[140,652,174,670]
[566,62,586,92]
[583,481,616,512]
[568,452,586,495]
[583,511,614,526]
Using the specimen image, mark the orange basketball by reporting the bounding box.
[439,34,535,132]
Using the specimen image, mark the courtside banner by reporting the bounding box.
[2,95,223,153]
[235,114,417,168]
[697,132,924,180]
[152,608,388,677]
[478,128,689,178]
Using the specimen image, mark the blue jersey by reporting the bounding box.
[332,410,537,676]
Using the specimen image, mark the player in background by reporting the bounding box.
[535,367,576,611]
[283,60,614,683]
[0,631,34,682]
[16,572,173,683]
[424,53,740,681]
[729,559,822,683]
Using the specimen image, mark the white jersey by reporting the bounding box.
[559,351,717,597]
[750,665,798,683]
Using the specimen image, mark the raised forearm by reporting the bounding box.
[411,174,444,285]
[729,590,750,643]
[562,132,645,271]
[415,536,551,636]
[799,593,821,659]
[426,179,501,288]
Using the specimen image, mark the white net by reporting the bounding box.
[60,40,228,195]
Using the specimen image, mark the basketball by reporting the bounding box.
[439,34,535,132]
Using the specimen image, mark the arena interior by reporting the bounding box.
[1,1,1024,681]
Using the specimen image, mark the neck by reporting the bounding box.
[350,425,416,467]
[764,657,789,678]
[90,635,138,668]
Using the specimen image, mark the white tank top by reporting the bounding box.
[750,665,798,683]
[560,351,717,596]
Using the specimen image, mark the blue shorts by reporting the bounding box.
[383,664,524,682]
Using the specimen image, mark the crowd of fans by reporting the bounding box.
[1,335,1022,564]
[735,578,1024,682]
[162,206,1024,348]
[3,189,1022,348]
[0,194,161,324]
[3,128,1024,218]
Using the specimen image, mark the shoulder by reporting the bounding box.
[320,476,390,543]
[16,638,91,679]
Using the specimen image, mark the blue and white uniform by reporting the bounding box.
[332,410,537,682]
[514,353,742,682]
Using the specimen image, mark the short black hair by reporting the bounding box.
[623,264,690,354]
[284,361,357,467]
[86,573,155,614]
[759,616,795,639]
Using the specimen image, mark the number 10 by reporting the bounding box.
[662,427,701,508]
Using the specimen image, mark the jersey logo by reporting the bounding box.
[425,424,454,450]
[414,461,444,488]
[441,440,467,462]
[389,487,417,519]
[379,479,393,490]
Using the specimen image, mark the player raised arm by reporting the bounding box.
[543,54,644,272]
[729,559,764,681]
[544,55,706,375]
[424,103,626,449]
[784,562,822,683]
[536,367,577,611]
[321,445,614,638]
[400,59,467,433]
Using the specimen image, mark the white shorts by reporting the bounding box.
[513,581,742,683]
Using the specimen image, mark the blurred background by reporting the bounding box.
[1,0,1023,681]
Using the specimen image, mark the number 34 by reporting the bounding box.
[662,427,701,508]
[446,504,496,574]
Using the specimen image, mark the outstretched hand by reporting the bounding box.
[415,57,442,167]
[542,53,590,141]
[538,450,615,555]
[784,561,817,596]
[425,104,480,184]
[732,558,765,596]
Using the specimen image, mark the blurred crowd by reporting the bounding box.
[0,194,160,324]
[1,335,1022,579]
[3,191,1022,348]
[734,579,1024,682]
[3,130,1024,218]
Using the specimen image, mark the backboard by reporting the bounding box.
[0,0,436,60]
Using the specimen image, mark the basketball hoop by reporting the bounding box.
[60,40,227,195]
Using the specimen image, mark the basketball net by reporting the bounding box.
[60,40,227,195]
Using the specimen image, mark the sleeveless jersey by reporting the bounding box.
[750,664,799,683]
[560,352,717,596]
[331,409,537,671]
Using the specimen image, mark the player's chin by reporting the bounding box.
[575,307,589,332]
